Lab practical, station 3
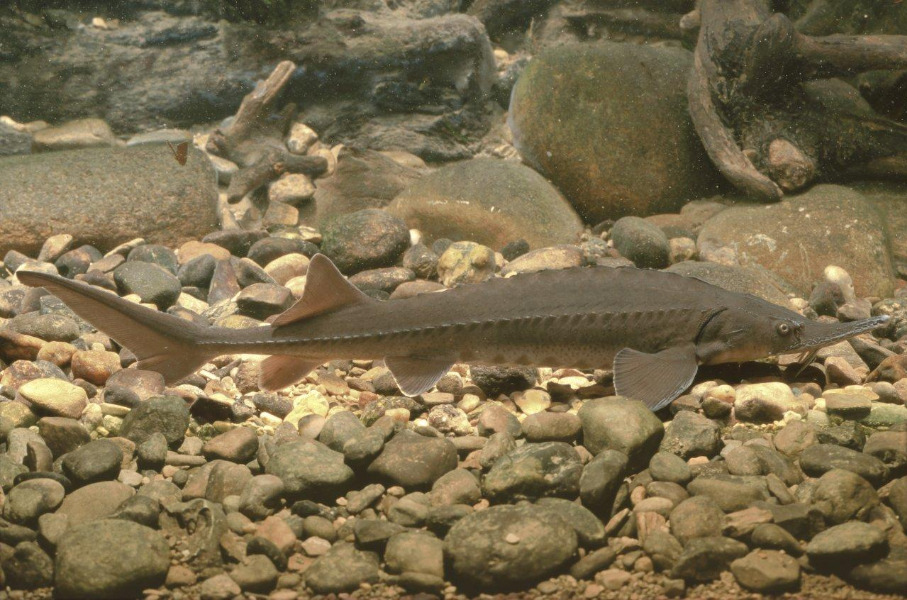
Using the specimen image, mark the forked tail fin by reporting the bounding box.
[17,271,217,384]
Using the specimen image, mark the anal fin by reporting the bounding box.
[259,355,324,391]
[384,355,456,397]
[613,344,698,412]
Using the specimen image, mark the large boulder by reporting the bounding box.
[0,145,218,256]
[664,261,794,308]
[444,503,577,590]
[852,181,907,269]
[387,158,583,250]
[697,185,894,297]
[509,42,720,223]
[54,519,169,599]
[306,147,424,229]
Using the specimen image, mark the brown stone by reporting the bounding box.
[509,42,719,223]
[0,145,218,256]
[697,185,894,297]
[35,341,77,367]
[70,350,122,385]
[388,158,583,251]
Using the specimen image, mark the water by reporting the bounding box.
[0,1,906,597]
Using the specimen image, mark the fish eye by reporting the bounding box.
[776,322,792,336]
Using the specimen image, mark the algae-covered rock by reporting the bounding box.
[388,158,583,250]
[509,42,720,223]
[0,145,217,256]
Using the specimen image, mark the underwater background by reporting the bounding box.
[0,1,906,598]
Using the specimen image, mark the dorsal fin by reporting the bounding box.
[271,254,373,327]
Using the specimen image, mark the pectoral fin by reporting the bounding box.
[613,344,698,412]
[384,355,456,396]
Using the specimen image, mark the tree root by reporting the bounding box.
[688,0,907,199]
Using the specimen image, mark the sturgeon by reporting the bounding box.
[18,254,890,411]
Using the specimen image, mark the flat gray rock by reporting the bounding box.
[4,541,53,590]
[265,439,354,500]
[731,549,800,592]
[687,474,770,513]
[444,503,577,590]
[660,411,721,459]
[611,216,670,269]
[521,412,582,443]
[0,145,217,256]
[54,519,169,598]
[810,469,879,525]
[229,554,278,593]
[579,449,628,518]
[800,444,889,486]
[649,451,692,485]
[61,439,123,486]
[367,430,457,490]
[6,312,80,342]
[385,530,444,577]
[536,497,607,548]
[429,469,481,507]
[56,481,135,527]
[305,542,379,594]
[670,496,726,544]
[672,536,749,582]
[864,432,907,482]
[483,441,582,502]
[113,261,182,310]
[578,397,664,469]
[202,427,259,463]
[120,395,190,448]
[806,521,888,568]
[3,478,65,524]
[320,209,410,275]
[847,556,907,595]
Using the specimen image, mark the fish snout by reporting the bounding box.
[789,314,890,352]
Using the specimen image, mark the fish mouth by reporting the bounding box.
[783,314,891,353]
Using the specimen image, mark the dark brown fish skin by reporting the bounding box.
[215,266,719,366]
[204,265,885,366]
[17,259,890,405]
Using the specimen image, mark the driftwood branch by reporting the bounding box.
[225,148,328,203]
[207,60,297,159]
[206,60,329,204]
[795,34,907,78]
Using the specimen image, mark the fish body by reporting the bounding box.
[18,254,890,411]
